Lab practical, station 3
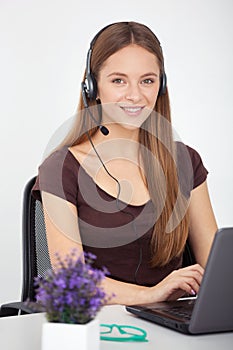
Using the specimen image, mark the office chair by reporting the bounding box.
[0,176,51,317]
[0,176,195,317]
[182,238,196,268]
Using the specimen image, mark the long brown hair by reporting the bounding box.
[60,21,189,267]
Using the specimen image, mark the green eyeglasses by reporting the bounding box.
[100,323,148,342]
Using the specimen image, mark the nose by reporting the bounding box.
[125,83,141,102]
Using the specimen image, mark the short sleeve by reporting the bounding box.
[31,147,79,206]
[186,145,208,189]
[176,142,209,198]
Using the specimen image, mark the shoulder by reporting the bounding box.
[32,146,81,204]
[176,142,208,190]
[185,144,206,168]
[41,146,80,173]
[185,144,209,185]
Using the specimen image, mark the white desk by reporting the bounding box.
[0,305,233,350]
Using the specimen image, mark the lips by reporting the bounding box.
[120,106,144,116]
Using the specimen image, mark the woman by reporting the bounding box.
[32,21,218,305]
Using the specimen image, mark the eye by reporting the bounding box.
[112,78,124,84]
[141,78,154,85]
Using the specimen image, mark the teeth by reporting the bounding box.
[123,107,141,112]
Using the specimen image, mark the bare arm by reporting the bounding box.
[103,264,204,304]
[188,180,218,267]
[42,191,84,264]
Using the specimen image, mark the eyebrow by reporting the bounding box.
[107,72,159,78]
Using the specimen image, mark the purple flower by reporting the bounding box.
[54,277,67,289]
[33,250,110,324]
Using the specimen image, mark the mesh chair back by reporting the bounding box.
[21,176,51,302]
[0,176,52,316]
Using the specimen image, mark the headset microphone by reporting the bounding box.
[99,124,109,136]
[81,82,109,136]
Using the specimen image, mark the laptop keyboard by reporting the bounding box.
[157,299,195,321]
[162,307,192,320]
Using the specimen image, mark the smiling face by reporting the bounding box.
[97,44,161,131]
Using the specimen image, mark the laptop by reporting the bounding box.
[126,227,233,334]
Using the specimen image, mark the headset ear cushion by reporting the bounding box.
[158,72,167,96]
[85,73,97,100]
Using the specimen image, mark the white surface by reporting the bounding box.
[41,319,99,350]
[99,306,233,350]
[0,306,233,350]
[0,0,233,305]
[0,312,46,350]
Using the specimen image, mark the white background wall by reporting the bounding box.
[0,0,232,305]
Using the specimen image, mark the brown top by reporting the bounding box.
[32,143,208,286]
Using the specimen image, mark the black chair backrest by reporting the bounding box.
[21,176,51,302]
[182,239,196,267]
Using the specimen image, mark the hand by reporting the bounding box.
[149,264,204,302]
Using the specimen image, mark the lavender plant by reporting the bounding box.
[34,250,109,324]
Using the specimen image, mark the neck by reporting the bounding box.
[96,122,140,142]
[88,123,140,161]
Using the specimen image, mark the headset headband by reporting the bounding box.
[82,22,167,101]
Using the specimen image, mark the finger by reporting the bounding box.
[179,280,199,296]
[178,266,204,285]
[185,277,201,295]
[183,263,205,275]
[168,272,202,295]
[181,270,203,286]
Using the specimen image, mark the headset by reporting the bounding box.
[81,22,167,125]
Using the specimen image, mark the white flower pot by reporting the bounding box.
[41,318,100,350]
